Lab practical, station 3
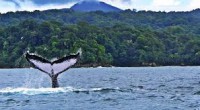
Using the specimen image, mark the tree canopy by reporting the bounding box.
[1,9,200,67]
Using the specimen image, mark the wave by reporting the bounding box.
[0,87,120,95]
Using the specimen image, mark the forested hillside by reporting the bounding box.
[1,9,200,68]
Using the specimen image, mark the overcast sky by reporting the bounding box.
[0,0,200,13]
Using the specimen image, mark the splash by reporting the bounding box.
[23,70,48,88]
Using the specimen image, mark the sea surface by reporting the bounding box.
[0,67,200,110]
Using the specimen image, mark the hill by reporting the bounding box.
[70,1,122,12]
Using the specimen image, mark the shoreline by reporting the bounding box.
[0,65,200,69]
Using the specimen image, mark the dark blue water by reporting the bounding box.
[0,67,200,110]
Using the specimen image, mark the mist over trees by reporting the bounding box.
[1,9,200,68]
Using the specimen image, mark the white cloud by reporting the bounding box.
[1,0,200,13]
[139,0,188,12]
[19,1,76,12]
[152,0,181,7]
[187,0,200,10]
[99,0,185,12]
[146,0,185,12]
[0,0,76,13]
[0,1,17,13]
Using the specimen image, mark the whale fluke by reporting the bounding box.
[25,50,81,88]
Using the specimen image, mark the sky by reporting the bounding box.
[0,0,200,13]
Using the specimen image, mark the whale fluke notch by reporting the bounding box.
[25,49,81,88]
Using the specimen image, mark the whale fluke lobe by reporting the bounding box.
[25,53,52,76]
[51,53,79,75]
[25,50,81,88]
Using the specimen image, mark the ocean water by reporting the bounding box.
[0,67,200,110]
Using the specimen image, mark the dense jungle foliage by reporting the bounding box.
[1,9,200,68]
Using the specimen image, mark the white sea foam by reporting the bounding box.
[0,87,119,95]
[0,87,73,95]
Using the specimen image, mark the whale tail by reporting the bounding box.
[25,49,81,88]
